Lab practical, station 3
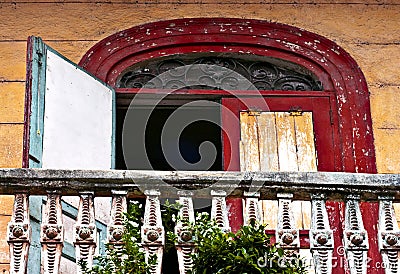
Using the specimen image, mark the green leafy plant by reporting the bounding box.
[187,213,307,274]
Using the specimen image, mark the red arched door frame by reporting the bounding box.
[79,18,376,174]
[79,18,379,274]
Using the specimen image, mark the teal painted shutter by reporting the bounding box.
[26,37,47,168]
[25,36,115,273]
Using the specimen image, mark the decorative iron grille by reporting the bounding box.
[117,54,323,91]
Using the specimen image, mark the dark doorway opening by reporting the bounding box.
[116,100,222,171]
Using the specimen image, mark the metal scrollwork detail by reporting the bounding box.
[117,54,323,91]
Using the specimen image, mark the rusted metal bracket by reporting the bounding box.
[289,106,303,116]
[245,108,262,116]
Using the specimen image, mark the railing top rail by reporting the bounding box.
[0,168,399,200]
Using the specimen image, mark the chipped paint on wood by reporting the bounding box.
[294,113,317,172]
[239,111,317,230]
[258,113,279,172]
[275,113,298,172]
[239,113,260,172]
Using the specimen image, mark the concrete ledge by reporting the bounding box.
[0,168,399,200]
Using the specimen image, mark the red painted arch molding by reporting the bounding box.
[79,18,376,174]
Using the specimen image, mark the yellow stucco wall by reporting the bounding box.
[0,0,399,268]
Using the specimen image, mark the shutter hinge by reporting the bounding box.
[289,106,303,116]
[29,154,41,164]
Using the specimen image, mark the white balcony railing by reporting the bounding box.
[2,169,400,274]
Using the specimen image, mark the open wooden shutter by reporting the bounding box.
[240,111,316,228]
[24,36,115,273]
[25,36,115,169]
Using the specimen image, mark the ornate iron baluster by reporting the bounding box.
[175,191,196,274]
[244,191,261,225]
[211,190,230,232]
[107,190,127,255]
[141,190,164,274]
[344,195,369,274]
[7,192,31,274]
[310,194,334,274]
[41,191,63,274]
[74,192,97,273]
[276,193,299,249]
[378,196,400,274]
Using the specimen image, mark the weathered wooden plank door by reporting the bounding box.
[240,111,316,228]
[222,96,335,173]
[23,36,115,273]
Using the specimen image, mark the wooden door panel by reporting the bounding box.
[239,111,316,229]
[222,96,336,172]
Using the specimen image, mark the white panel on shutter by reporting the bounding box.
[26,37,115,169]
[41,50,114,169]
